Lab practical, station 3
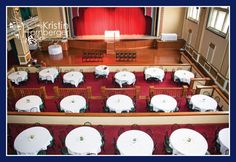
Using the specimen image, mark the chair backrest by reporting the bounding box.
[149,86,188,98]
[11,86,47,101]
[53,86,92,99]
[101,86,140,101]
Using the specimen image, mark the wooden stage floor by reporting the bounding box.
[71,35,157,40]
[28,48,181,67]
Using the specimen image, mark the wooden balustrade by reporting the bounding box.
[11,86,47,101]
[101,86,140,100]
[196,85,229,111]
[53,86,92,99]
[149,86,188,98]
[189,77,211,95]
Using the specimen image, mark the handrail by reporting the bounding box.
[7,111,229,117]
[213,85,229,104]
[180,53,205,78]
[12,64,193,71]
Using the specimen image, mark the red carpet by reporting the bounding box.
[8,123,228,155]
[10,72,180,97]
[8,72,191,112]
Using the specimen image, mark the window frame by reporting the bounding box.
[186,7,201,23]
[206,7,229,38]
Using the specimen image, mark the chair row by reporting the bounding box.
[82,50,105,62]
[116,51,136,62]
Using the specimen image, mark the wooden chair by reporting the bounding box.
[164,132,173,154]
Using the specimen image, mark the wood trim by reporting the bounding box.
[156,39,185,49]
[149,85,188,97]
[181,52,205,78]
[189,77,211,90]
[216,74,225,87]
[11,86,47,100]
[213,86,229,104]
[191,64,205,78]
[7,111,228,117]
[209,67,218,78]
[53,86,92,99]
[199,55,206,67]
[101,86,140,99]
[13,64,194,70]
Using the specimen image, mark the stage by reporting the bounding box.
[8,36,185,69]
[29,48,181,67]
[71,35,158,41]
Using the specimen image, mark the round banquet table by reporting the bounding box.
[63,71,84,87]
[174,70,194,85]
[217,128,229,155]
[190,94,217,112]
[39,67,59,83]
[116,130,154,155]
[8,71,28,85]
[15,95,43,112]
[144,67,165,81]
[14,126,53,155]
[114,71,136,88]
[60,95,87,113]
[169,128,208,155]
[150,94,177,112]
[65,126,103,155]
[95,65,110,78]
[48,44,62,55]
[106,94,134,113]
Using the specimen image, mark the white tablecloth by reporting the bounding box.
[60,95,87,113]
[65,126,102,155]
[63,71,84,87]
[217,128,229,155]
[106,94,134,113]
[190,94,217,112]
[116,130,154,155]
[39,67,59,83]
[48,44,62,55]
[114,71,136,88]
[14,126,53,155]
[15,95,43,112]
[169,128,208,155]
[8,71,28,85]
[150,94,177,112]
[95,65,109,78]
[144,67,165,81]
[174,70,194,84]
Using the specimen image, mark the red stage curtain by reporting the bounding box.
[73,7,152,35]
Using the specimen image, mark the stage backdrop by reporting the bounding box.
[72,7,152,36]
